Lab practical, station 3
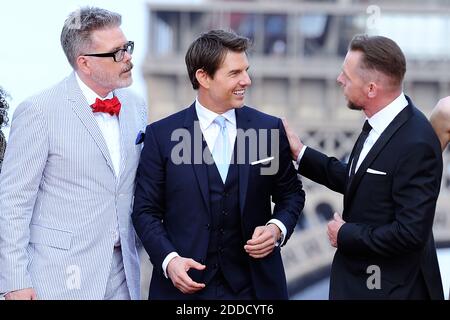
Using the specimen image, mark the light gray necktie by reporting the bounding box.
[212,116,230,183]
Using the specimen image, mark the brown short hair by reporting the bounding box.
[349,34,406,87]
[185,29,250,90]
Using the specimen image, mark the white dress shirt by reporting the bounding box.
[297,93,408,175]
[75,74,121,247]
[161,99,287,277]
[195,99,237,160]
[75,74,121,176]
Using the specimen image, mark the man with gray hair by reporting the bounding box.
[0,7,147,299]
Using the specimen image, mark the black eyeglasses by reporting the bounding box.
[83,41,134,62]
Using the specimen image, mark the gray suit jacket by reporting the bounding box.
[0,73,147,299]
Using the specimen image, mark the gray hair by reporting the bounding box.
[60,7,122,69]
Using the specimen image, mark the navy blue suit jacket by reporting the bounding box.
[298,98,444,299]
[132,104,305,299]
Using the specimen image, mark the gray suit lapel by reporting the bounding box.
[115,90,131,179]
[66,73,116,176]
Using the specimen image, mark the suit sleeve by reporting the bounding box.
[270,119,305,244]
[298,147,347,194]
[132,125,176,271]
[338,142,442,257]
[0,100,49,293]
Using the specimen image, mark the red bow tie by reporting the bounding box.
[91,96,121,116]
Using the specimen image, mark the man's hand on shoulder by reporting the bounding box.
[282,118,304,161]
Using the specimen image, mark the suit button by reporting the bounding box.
[206,224,210,230]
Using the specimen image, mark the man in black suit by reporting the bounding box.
[283,34,444,299]
[132,30,304,300]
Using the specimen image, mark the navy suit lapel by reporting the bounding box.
[184,103,211,215]
[344,104,413,208]
[235,107,252,215]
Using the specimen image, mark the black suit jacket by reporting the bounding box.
[298,98,444,299]
[132,104,305,299]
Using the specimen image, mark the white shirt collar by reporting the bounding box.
[194,98,236,130]
[75,73,113,106]
[367,92,408,135]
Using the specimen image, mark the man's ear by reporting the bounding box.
[367,82,377,99]
[76,56,91,76]
[195,69,210,89]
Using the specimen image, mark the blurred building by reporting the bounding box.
[141,0,450,297]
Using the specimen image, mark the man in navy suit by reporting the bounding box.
[283,35,444,299]
[132,30,305,300]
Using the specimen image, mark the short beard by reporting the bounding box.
[347,101,363,111]
[91,62,133,91]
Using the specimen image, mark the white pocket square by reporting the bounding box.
[367,168,387,175]
[251,156,274,165]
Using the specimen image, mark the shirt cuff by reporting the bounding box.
[162,252,179,279]
[296,145,308,166]
[267,219,287,246]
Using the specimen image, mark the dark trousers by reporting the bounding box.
[195,271,255,300]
